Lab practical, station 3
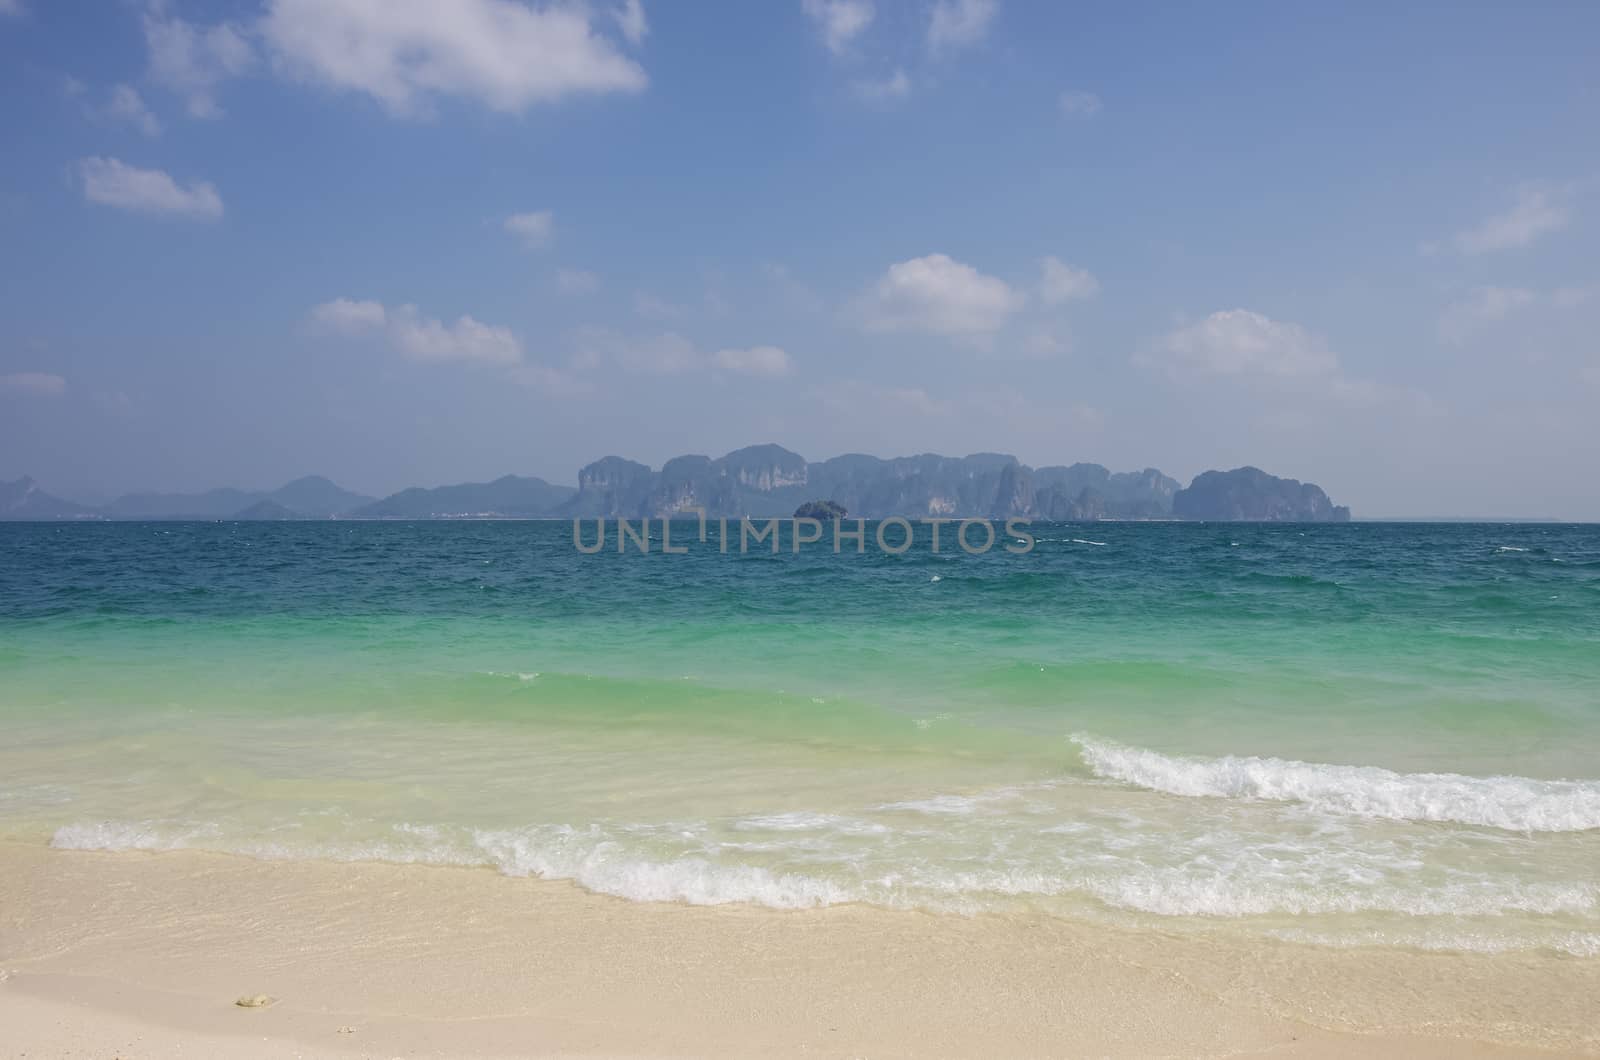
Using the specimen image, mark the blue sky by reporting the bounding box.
[1,0,1597,516]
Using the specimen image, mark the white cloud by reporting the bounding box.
[1038,256,1099,304]
[711,345,793,378]
[0,372,66,396]
[1148,309,1427,419]
[311,298,522,364]
[1157,309,1338,378]
[1059,90,1102,118]
[259,0,646,116]
[856,68,910,102]
[1438,286,1537,344]
[310,297,387,334]
[555,268,600,296]
[575,328,793,379]
[1453,183,1571,255]
[106,84,162,136]
[504,210,554,248]
[860,253,1024,339]
[143,3,254,118]
[613,0,647,46]
[802,0,874,54]
[390,305,521,363]
[79,157,223,220]
[928,0,997,54]
[0,0,25,18]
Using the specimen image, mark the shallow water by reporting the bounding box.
[2,520,1597,954]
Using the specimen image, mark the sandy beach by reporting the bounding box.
[1,841,1594,1059]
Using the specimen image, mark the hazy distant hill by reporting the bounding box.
[5,450,1352,522]
[102,485,265,519]
[101,475,374,520]
[264,476,374,517]
[351,475,576,519]
[0,476,97,520]
[231,499,303,521]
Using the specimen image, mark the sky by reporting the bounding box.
[1,0,1597,517]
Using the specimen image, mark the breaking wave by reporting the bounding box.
[1072,735,1600,832]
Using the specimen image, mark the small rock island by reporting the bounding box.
[793,500,848,520]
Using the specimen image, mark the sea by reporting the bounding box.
[2,519,1597,956]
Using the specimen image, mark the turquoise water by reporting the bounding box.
[2,520,1598,954]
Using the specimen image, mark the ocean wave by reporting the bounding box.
[52,816,1600,924]
[1072,735,1600,832]
[473,825,856,908]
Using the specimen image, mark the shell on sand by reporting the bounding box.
[234,994,276,1008]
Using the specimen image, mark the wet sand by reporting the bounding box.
[1,841,1595,1058]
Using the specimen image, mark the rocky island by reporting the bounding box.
[3,447,1353,522]
[1172,467,1351,522]
[793,500,848,520]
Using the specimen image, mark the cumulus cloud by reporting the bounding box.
[1058,90,1102,117]
[860,253,1024,339]
[613,0,647,45]
[311,298,522,364]
[143,2,254,118]
[1038,256,1099,304]
[0,0,25,17]
[79,157,223,220]
[802,0,874,54]
[1147,309,1426,413]
[310,297,387,334]
[1438,286,1537,344]
[259,0,646,115]
[1157,309,1338,378]
[0,372,67,396]
[928,0,997,54]
[389,306,521,363]
[105,84,162,136]
[504,210,554,248]
[1452,183,1571,255]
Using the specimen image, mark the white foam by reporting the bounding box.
[878,794,985,815]
[52,819,218,851]
[471,825,852,908]
[46,812,1600,950]
[733,812,889,836]
[1071,538,1108,546]
[1072,735,1600,832]
[1078,871,1595,918]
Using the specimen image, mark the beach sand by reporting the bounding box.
[1,840,1595,1058]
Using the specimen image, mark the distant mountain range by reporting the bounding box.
[1,446,1351,522]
